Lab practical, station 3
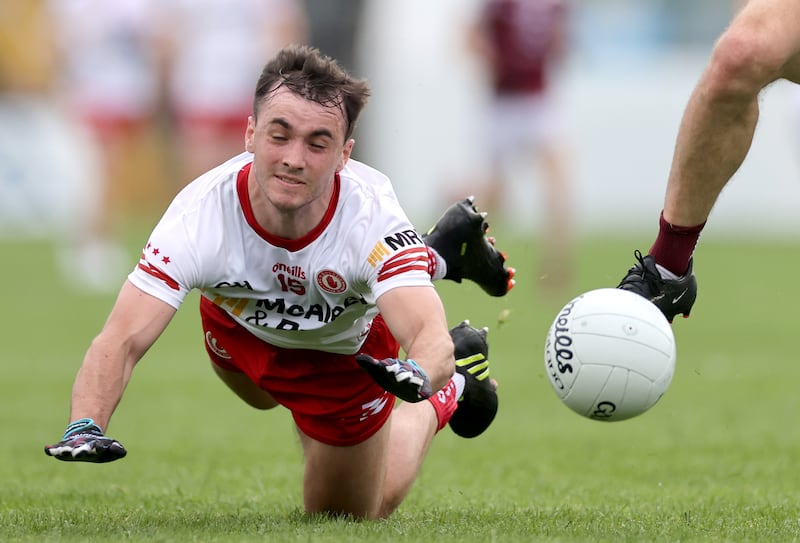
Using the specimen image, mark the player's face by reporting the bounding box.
[245,87,353,221]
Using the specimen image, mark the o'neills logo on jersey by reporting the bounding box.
[272,262,306,280]
[317,269,347,293]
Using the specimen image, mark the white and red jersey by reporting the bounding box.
[128,153,432,354]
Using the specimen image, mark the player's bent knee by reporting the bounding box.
[711,27,786,92]
[298,425,389,519]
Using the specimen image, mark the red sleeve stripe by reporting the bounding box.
[378,263,430,282]
[380,247,428,269]
[378,249,427,272]
[381,254,427,272]
[138,262,181,291]
[377,247,430,282]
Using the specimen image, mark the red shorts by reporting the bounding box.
[199,297,399,446]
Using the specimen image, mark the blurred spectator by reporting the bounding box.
[469,0,575,295]
[162,0,309,185]
[47,0,167,292]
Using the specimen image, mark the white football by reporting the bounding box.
[544,288,676,421]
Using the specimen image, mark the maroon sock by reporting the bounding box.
[648,211,705,276]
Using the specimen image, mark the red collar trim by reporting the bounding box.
[236,163,340,251]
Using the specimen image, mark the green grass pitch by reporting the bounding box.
[3,227,800,542]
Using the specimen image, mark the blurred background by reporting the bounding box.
[2,0,800,296]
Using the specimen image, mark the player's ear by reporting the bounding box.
[337,138,354,172]
[245,116,256,153]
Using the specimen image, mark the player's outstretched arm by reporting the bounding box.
[44,280,177,462]
[362,286,455,399]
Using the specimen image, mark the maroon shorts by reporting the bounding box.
[199,297,399,446]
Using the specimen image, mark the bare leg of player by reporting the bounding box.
[298,400,438,519]
[299,423,389,518]
[663,0,800,227]
[376,401,439,518]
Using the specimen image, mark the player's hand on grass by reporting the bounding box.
[44,418,127,463]
[356,355,433,403]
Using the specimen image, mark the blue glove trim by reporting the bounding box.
[63,418,103,439]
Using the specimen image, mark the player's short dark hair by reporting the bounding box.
[253,44,370,141]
